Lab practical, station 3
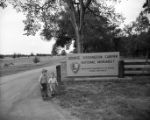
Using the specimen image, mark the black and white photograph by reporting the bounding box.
[0,0,150,120]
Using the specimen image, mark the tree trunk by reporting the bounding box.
[67,0,82,53]
[75,26,84,53]
[70,16,82,53]
[66,0,91,53]
[76,28,81,53]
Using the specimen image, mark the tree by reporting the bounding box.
[0,0,7,9]
[1,0,123,54]
[133,12,150,58]
[122,8,150,58]
[51,44,58,55]
[143,0,150,13]
[30,53,34,56]
[33,56,40,63]
[12,53,17,59]
[0,54,4,59]
[61,50,66,56]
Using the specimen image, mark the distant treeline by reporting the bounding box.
[36,53,52,56]
[0,53,52,59]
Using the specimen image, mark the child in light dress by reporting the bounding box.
[48,72,58,97]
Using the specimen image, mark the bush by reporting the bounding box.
[33,56,40,63]
[12,53,17,59]
[0,55,4,59]
[4,63,9,67]
[61,50,67,56]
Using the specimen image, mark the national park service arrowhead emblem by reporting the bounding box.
[71,62,80,74]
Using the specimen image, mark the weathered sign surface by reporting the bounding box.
[66,52,120,77]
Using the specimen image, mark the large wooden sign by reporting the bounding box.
[66,52,119,77]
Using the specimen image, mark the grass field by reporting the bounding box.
[0,56,64,77]
[1,56,150,120]
[54,77,150,120]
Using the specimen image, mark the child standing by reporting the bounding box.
[48,72,58,97]
[39,69,49,99]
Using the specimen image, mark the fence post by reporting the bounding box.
[56,65,61,83]
[118,60,124,78]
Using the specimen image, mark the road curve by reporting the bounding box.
[0,65,77,120]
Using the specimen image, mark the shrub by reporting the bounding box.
[61,50,67,56]
[4,63,9,67]
[33,56,40,63]
[12,53,17,59]
[0,55,4,59]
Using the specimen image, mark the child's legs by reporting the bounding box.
[41,83,48,97]
[51,83,56,94]
[47,83,52,97]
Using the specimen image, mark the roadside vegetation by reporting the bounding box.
[33,56,40,63]
[54,77,150,120]
[0,56,64,77]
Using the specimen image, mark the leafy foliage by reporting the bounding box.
[121,8,150,57]
[143,0,150,13]
[0,54,4,59]
[2,0,149,57]
[61,50,66,56]
[51,44,59,55]
[2,0,123,54]
[0,0,7,9]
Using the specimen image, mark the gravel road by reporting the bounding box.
[0,64,77,120]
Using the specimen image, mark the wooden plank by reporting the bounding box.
[124,59,150,62]
[124,62,150,65]
[123,59,150,76]
[125,70,150,74]
[124,65,150,68]
[125,68,148,71]
[125,74,150,76]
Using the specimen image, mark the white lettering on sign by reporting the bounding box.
[66,52,120,76]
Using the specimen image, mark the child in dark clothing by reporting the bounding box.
[39,69,49,99]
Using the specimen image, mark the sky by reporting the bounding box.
[115,0,145,26]
[0,6,55,54]
[0,0,145,54]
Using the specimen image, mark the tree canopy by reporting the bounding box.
[1,0,149,57]
[1,0,123,54]
[120,0,150,57]
[143,0,150,13]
